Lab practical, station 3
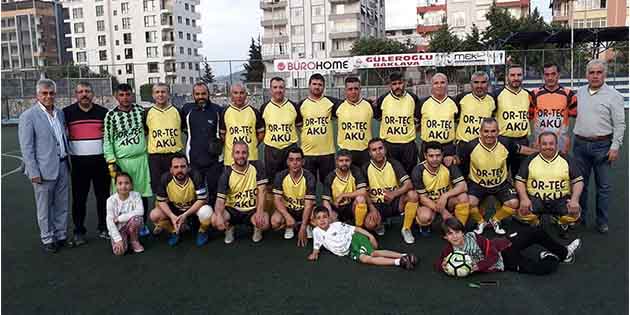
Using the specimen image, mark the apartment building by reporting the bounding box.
[551,0,628,28]
[61,0,203,95]
[447,0,530,39]
[260,0,385,87]
[416,0,446,51]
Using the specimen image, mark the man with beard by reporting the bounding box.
[149,154,213,246]
[322,150,368,227]
[181,82,223,210]
[63,82,110,244]
[373,72,421,175]
[103,84,152,236]
[297,73,342,183]
[335,77,373,167]
[212,142,269,244]
[494,65,532,177]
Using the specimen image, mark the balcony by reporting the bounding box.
[261,17,288,27]
[190,11,201,20]
[260,0,287,10]
[417,25,441,34]
[262,35,289,44]
[328,13,360,21]
[330,0,359,3]
[160,0,174,11]
[262,52,289,59]
[161,14,174,28]
[191,25,202,33]
[330,50,351,57]
[329,31,360,40]
[165,64,176,74]
[162,31,175,43]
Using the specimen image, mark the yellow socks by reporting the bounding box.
[469,206,484,223]
[454,203,470,225]
[354,203,368,226]
[157,219,175,233]
[557,215,579,225]
[402,202,418,230]
[492,205,515,222]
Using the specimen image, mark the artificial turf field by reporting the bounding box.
[1,121,628,314]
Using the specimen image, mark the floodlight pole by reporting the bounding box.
[570,0,575,88]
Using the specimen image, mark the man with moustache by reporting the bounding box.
[63,82,110,244]
[181,82,223,211]
[335,77,373,167]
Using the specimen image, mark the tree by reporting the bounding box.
[460,25,483,51]
[200,61,215,84]
[140,83,154,102]
[350,37,415,85]
[242,37,264,83]
[427,25,462,53]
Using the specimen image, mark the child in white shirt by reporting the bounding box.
[106,172,145,255]
[308,206,417,269]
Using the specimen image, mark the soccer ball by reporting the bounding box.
[443,251,473,277]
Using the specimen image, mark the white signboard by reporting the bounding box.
[273,58,354,73]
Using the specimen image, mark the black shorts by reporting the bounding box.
[149,153,177,193]
[264,144,297,182]
[498,135,529,176]
[304,154,335,183]
[287,208,304,222]
[166,203,186,216]
[333,204,354,223]
[385,141,418,174]
[467,180,517,204]
[530,196,570,216]
[374,198,401,218]
[226,207,254,226]
[348,149,370,168]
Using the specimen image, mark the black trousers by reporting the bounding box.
[192,161,223,206]
[304,154,335,183]
[70,155,110,234]
[149,153,177,194]
[502,227,568,275]
[499,135,529,178]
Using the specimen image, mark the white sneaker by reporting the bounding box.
[224,226,235,244]
[284,227,295,240]
[564,238,582,263]
[401,228,415,244]
[474,221,487,235]
[252,227,263,243]
[375,224,385,236]
[306,225,313,239]
[490,220,506,235]
[539,250,559,261]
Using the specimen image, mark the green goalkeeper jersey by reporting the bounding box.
[103,105,148,162]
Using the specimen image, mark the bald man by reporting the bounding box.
[219,84,265,166]
[417,73,459,166]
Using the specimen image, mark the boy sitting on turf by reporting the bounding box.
[106,172,145,255]
[308,206,417,270]
[435,217,582,275]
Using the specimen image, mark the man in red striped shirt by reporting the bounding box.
[63,82,110,246]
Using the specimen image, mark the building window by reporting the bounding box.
[144,15,156,27]
[312,5,324,17]
[189,77,194,85]
[192,20,196,27]
[145,31,157,43]
[453,12,466,27]
[186,33,191,40]
[178,16,182,24]
[122,18,131,29]
[126,64,134,74]
[126,78,135,89]
[181,77,186,84]
[187,48,192,55]
[99,65,108,74]
[125,48,133,59]
[179,46,184,54]
[76,52,87,63]
[123,33,132,44]
[75,37,86,49]
[72,8,83,19]
[291,25,304,36]
[313,42,325,51]
[115,40,120,45]
[334,4,345,14]
[74,22,85,33]
[146,46,158,58]
[113,10,117,16]
[148,62,159,73]
[116,55,121,61]
[193,34,197,41]
[194,48,198,56]
[291,7,303,18]
[99,50,107,61]
[121,2,130,14]
[186,18,190,25]
[185,3,189,10]
[178,31,183,39]
[143,0,157,11]
[114,25,119,31]
[98,35,106,46]
[96,5,104,17]
[188,62,193,69]
[312,23,324,34]
[180,62,185,69]
[191,5,195,12]
[292,43,305,55]
[97,20,105,32]
[195,63,200,71]
[149,77,160,84]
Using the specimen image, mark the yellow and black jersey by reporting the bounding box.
[411,162,464,201]
[322,166,367,206]
[516,152,583,200]
[374,91,421,144]
[453,92,497,142]
[459,138,520,188]
[260,99,301,150]
[217,162,268,212]
[362,159,409,203]
[335,98,373,151]
[145,105,184,154]
[418,95,459,143]
[219,104,265,165]
[155,169,207,211]
[494,87,532,138]
[272,168,316,212]
[297,96,341,156]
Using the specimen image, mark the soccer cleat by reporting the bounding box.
[139,225,151,237]
[399,255,415,270]
[597,224,609,234]
[152,225,163,236]
[564,238,582,263]
[167,233,180,247]
[419,226,431,238]
[224,227,235,244]
[375,224,385,236]
[539,251,559,261]
[196,231,209,247]
[558,223,569,240]
[406,254,419,267]
[306,225,313,239]
[284,228,295,240]
[474,222,487,235]
[130,241,145,253]
[98,230,111,240]
[252,227,263,243]
[72,233,87,247]
[490,219,506,235]
[42,242,58,253]
[401,228,415,244]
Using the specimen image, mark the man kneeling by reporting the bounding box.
[322,150,368,227]
[149,154,213,246]
[212,142,269,244]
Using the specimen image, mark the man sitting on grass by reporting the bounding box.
[308,206,418,270]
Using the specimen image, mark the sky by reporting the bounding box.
[200,0,552,76]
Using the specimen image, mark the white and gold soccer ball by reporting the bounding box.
[443,251,473,277]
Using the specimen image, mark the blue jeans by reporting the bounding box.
[573,137,612,226]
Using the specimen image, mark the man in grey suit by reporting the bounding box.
[19,78,71,253]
